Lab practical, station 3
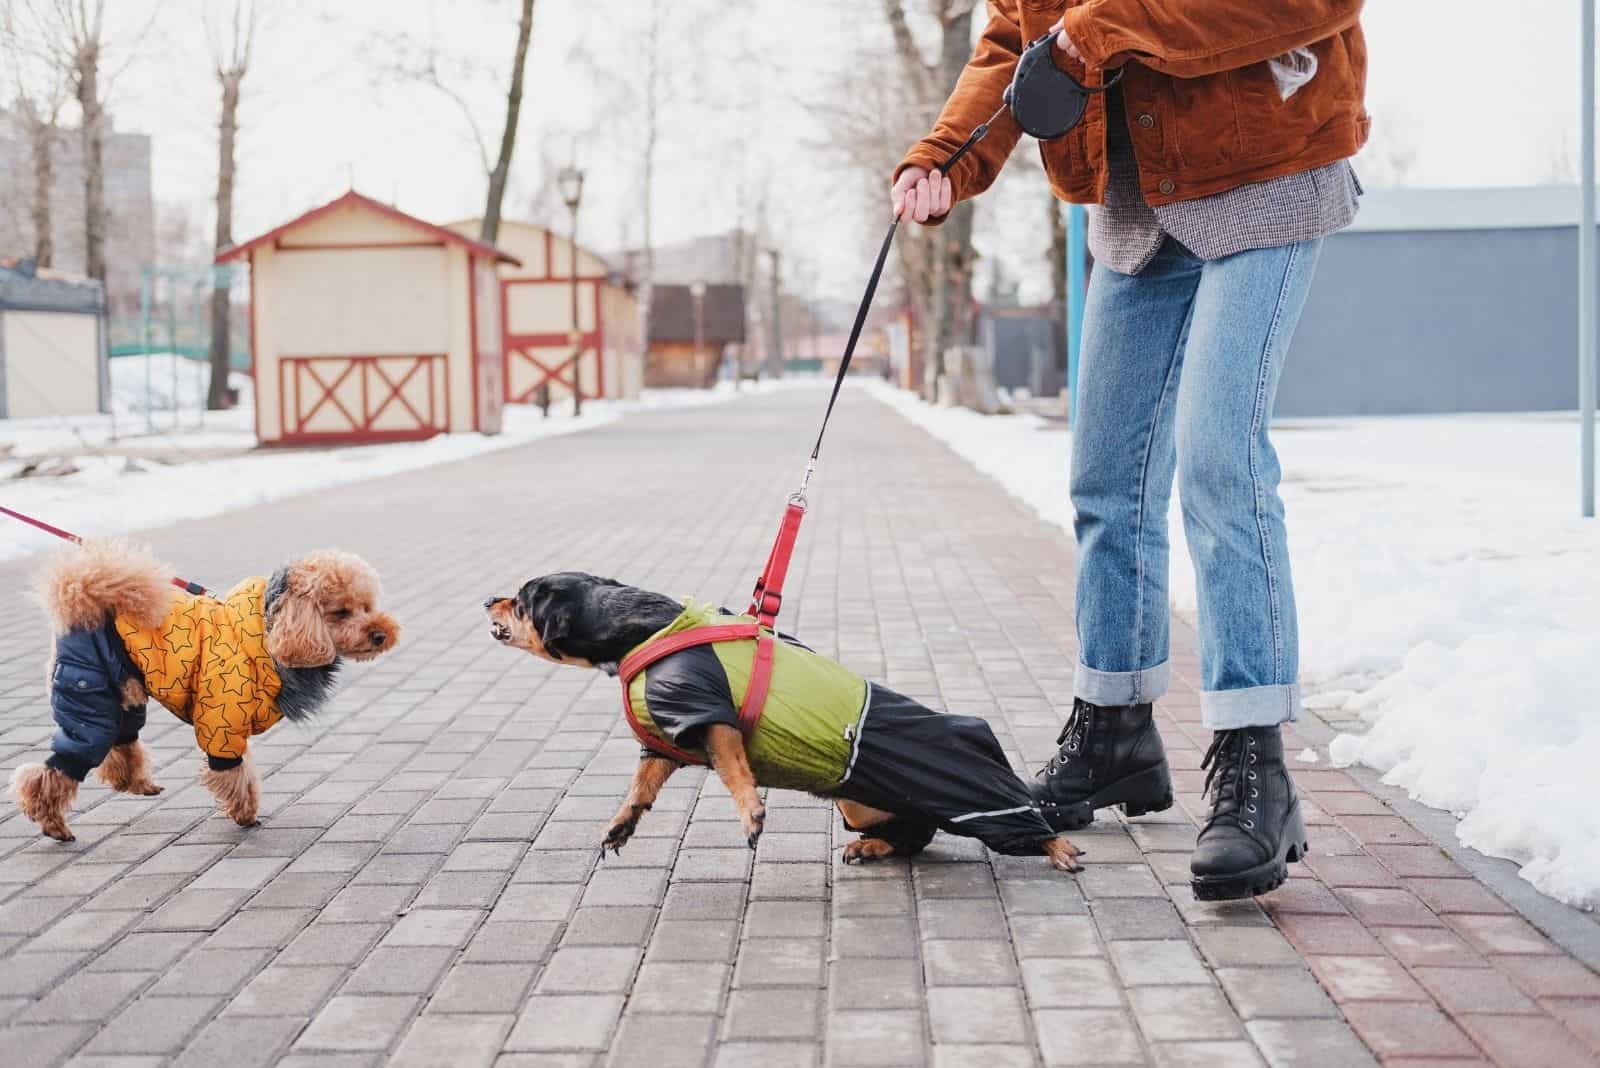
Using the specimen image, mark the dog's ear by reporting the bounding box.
[517,579,573,659]
[267,569,337,668]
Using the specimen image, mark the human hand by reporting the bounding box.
[890,166,953,224]
[1047,18,1083,63]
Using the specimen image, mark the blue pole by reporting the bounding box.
[1066,204,1088,427]
[1583,0,1596,518]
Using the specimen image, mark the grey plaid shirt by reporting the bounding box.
[1089,89,1361,275]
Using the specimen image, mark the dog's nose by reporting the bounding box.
[483,597,502,610]
[369,630,387,647]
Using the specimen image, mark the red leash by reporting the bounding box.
[0,505,211,596]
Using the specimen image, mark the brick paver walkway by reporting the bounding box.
[2,387,1597,1067]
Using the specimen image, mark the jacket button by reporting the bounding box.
[1158,179,1176,195]
[77,679,89,689]
[1137,113,1155,129]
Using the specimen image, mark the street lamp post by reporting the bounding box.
[690,281,707,388]
[558,165,586,418]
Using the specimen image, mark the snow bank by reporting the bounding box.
[871,382,1600,909]
[1,376,804,563]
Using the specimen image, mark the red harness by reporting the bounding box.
[618,497,805,765]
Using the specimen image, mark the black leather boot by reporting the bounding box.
[1029,699,1174,831]
[1190,725,1310,901]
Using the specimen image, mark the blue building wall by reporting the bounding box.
[1280,225,1583,417]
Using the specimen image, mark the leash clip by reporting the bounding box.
[791,458,816,508]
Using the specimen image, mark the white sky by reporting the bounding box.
[74,1,1595,304]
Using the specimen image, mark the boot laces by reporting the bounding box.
[1201,729,1261,830]
[1043,703,1090,777]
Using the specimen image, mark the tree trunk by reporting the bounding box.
[25,111,55,268]
[479,0,536,247]
[78,50,106,284]
[208,73,242,409]
[927,5,978,398]
[1047,194,1067,374]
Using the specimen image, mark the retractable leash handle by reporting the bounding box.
[0,504,212,596]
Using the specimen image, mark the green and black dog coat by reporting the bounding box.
[620,602,1057,856]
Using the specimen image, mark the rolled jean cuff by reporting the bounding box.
[1075,660,1169,706]
[1201,683,1301,730]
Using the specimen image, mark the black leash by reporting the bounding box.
[801,31,1119,490]
[802,103,1006,486]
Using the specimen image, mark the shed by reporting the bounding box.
[446,218,642,406]
[0,258,108,419]
[217,190,517,445]
[1280,185,1599,416]
[646,283,746,388]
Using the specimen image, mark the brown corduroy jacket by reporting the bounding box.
[899,0,1369,215]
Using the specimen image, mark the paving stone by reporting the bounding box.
[277,922,386,966]
[1128,984,1242,1042]
[1151,1040,1266,1067]
[0,1022,95,1066]
[297,995,420,1052]
[150,947,275,995]
[1108,938,1211,986]
[1008,915,1103,959]
[506,994,625,1051]
[561,907,656,947]
[342,945,458,995]
[1307,955,1430,1002]
[927,986,1031,1044]
[383,908,484,947]
[1088,898,1186,941]
[389,1012,512,1068]
[172,1013,307,1068]
[606,1013,716,1068]
[743,900,827,939]
[713,1041,819,1068]
[1021,957,1123,1009]
[931,1045,1038,1068]
[1034,1008,1145,1066]
[827,957,922,1010]
[226,964,347,1016]
[629,962,730,1014]
[16,968,151,1022]
[206,907,315,948]
[733,937,826,987]
[1216,966,1340,1019]
[1246,1018,1381,1067]
[320,884,414,924]
[825,1009,924,1065]
[723,988,820,1040]
[464,921,563,964]
[80,995,220,1054]
[1192,926,1302,968]
[1338,1002,1480,1060]
[536,947,640,993]
[646,920,739,962]
[426,962,538,1015]
[923,939,1019,986]
[0,949,93,995]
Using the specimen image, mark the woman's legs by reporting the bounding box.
[1070,242,1203,702]
[1174,238,1321,726]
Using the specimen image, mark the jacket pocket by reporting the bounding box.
[1169,71,1241,170]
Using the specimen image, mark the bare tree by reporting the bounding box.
[1,6,70,267]
[19,1,160,284]
[204,0,256,409]
[377,0,537,246]
[481,0,536,245]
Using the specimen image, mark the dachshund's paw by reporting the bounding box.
[130,782,163,797]
[602,803,649,854]
[741,804,766,850]
[1044,836,1084,873]
[842,838,897,864]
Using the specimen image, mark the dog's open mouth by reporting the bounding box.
[489,622,511,643]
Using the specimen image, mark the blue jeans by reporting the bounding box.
[1071,236,1322,729]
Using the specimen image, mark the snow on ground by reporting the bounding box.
[872,381,1600,909]
[1,355,816,563]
